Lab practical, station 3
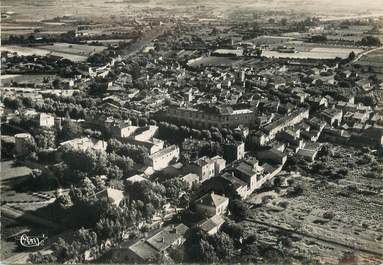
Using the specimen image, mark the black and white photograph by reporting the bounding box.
[1,0,383,264]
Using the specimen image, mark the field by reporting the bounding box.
[83,39,133,45]
[262,46,364,60]
[355,47,383,80]
[188,56,261,67]
[1,43,107,62]
[1,74,58,86]
[0,160,32,183]
[241,144,383,264]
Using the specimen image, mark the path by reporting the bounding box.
[352,47,383,64]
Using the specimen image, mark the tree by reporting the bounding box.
[184,227,218,263]
[228,199,250,221]
[58,121,82,142]
[222,222,244,240]
[33,128,56,149]
[29,252,56,264]
[348,51,356,61]
[359,36,381,46]
[208,232,235,261]
[201,130,212,140]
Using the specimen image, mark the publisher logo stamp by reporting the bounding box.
[19,234,47,248]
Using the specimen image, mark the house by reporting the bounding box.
[198,171,248,200]
[93,187,125,206]
[356,79,372,91]
[297,144,319,162]
[349,127,383,148]
[126,174,148,184]
[112,223,188,263]
[187,156,215,182]
[307,96,328,110]
[232,158,264,193]
[320,108,343,126]
[255,147,287,165]
[14,133,34,156]
[146,224,189,252]
[197,215,225,235]
[114,239,158,263]
[144,145,179,171]
[263,108,309,139]
[181,173,200,189]
[224,141,245,163]
[211,155,226,175]
[195,192,229,217]
[111,124,137,138]
[37,113,55,128]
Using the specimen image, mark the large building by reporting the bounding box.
[144,145,180,170]
[164,106,255,129]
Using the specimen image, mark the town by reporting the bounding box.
[1,0,383,264]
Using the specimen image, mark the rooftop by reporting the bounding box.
[146,224,189,252]
[197,215,225,233]
[195,192,228,208]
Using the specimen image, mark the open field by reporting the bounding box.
[83,39,133,45]
[262,47,364,60]
[0,160,32,183]
[0,43,107,62]
[241,144,383,263]
[1,74,57,86]
[356,47,383,80]
[187,56,262,67]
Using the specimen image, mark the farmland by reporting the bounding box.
[1,74,58,86]
[0,43,107,62]
[241,144,383,264]
[262,46,364,60]
[355,47,383,80]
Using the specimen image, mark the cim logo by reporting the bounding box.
[19,234,47,248]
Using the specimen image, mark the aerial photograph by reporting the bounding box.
[0,0,382,264]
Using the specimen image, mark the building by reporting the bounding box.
[181,173,200,189]
[37,113,55,128]
[144,145,180,171]
[14,133,34,156]
[187,156,215,183]
[224,141,245,163]
[255,147,287,165]
[146,224,189,252]
[211,49,244,57]
[320,108,343,126]
[112,223,188,263]
[111,124,137,138]
[263,108,309,138]
[93,187,125,206]
[211,155,226,175]
[197,215,225,235]
[126,174,148,184]
[59,137,107,152]
[297,148,318,162]
[194,192,229,217]
[164,106,255,129]
[232,159,263,194]
[197,171,248,200]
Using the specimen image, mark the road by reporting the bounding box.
[352,47,383,64]
[120,23,172,59]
